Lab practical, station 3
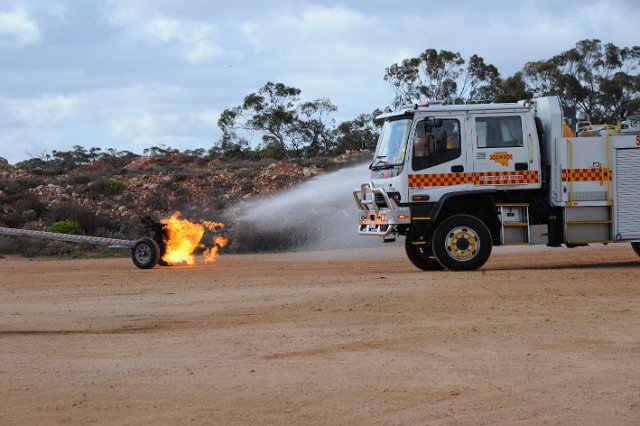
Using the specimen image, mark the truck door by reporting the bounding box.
[408,116,468,194]
[470,113,541,189]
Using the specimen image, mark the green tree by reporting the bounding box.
[217,82,337,159]
[296,98,337,157]
[384,49,501,106]
[213,106,250,159]
[459,54,501,102]
[333,110,382,153]
[523,39,640,122]
[494,72,533,103]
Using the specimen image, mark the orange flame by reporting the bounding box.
[161,212,228,265]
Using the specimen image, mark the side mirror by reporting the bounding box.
[425,118,443,131]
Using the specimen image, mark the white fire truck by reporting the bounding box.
[353,96,640,270]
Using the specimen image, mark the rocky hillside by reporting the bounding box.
[0,151,370,255]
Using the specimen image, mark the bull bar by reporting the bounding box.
[353,182,411,237]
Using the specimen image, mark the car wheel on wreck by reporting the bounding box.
[131,237,160,269]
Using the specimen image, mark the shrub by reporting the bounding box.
[0,194,46,228]
[103,179,126,195]
[16,177,46,188]
[49,219,83,235]
[240,181,254,192]
[20,238,48,257]
[0,212,22,228]
[47,202,100,233]
[64,174,92,185]
[20,209,37,222]
[213,199,226,210]
[172,187,191,209]
[0,180,24,196]
[146,193,169,211]
[173,172,189,182]
[95,217,136,240]
[175,186,189,198]
[70,245,82,258]
[0,238,17,254]
[0,194,23,205]
[299,156,335,170]
[237,168,257,178]
[15,195,46,218]
[86,178,126,197]
[120,191,135,207]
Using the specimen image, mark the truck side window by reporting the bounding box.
[476,116,523,148]
[412,118,461,171]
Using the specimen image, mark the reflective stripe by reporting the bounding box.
[561,168,611,182]
[408,171,539,187]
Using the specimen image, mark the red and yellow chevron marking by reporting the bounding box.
[408,173,468,187]
[561,168,611,182]
[408,171,539,187]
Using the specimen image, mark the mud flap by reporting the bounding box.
[409,203,436,243]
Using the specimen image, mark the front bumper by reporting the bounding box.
[353,182,411,236]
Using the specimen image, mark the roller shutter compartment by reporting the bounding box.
[615,148,640,240]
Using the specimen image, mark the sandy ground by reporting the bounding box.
[1,243,640,425]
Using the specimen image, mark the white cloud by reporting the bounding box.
[10,94,80,124]
[47,3,70,24]
[107,109,158,137]
[242,6,376,52]
[103,2,225,65]
[147,17,223,65]
[0,8,40,48]
[195,110,221,128]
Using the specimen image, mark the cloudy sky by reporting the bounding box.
[1,0,638,164]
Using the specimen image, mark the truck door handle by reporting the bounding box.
[451,165,464,173]
[515,162,528,171]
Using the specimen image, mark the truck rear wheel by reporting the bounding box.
[132,238,160,269]
[404,237,445,271]
[632,242,640,257]
[432,214,492,271]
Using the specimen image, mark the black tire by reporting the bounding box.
[432,214,492,271]
[632,242,640,257]
[405,237,445,271]
[131,238,160,269]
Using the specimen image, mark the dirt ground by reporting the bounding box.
[1,243,639,425]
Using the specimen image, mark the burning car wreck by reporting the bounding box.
[134,213,228,269]
[0,213,228,270]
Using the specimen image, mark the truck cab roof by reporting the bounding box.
[376,101,531,121]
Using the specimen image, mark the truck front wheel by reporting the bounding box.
[432,214,492,271]
[404,237,445,271]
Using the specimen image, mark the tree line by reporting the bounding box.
[385,39,639,123]
[16,39,639,169]
[217,39,639,161]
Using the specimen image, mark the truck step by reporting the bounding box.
[498,204,530,245]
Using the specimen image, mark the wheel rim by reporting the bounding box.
[135,243,152,264]
[444,226,480,262]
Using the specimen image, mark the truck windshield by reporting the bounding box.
[371,117,412,170]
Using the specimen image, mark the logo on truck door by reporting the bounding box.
[489,151,513,167]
